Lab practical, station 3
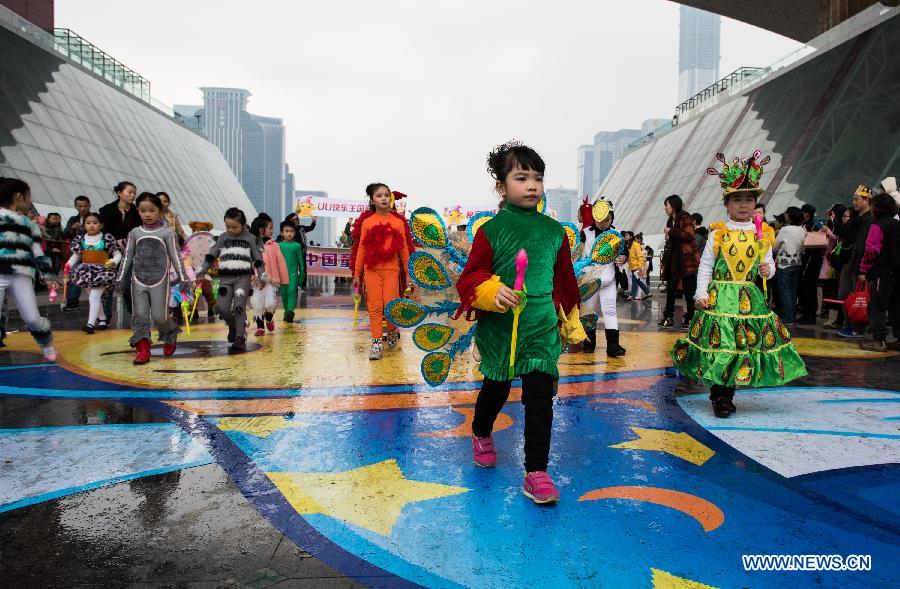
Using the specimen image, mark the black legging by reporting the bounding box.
[472,371,555,473]
[664,273,697,321]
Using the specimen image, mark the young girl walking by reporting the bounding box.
[250,215,287,336]
[116,193,190,364]
[350,184,414,360]
[65,212,122,333]
[196,208,265,353]
[457,142,584,504]
[0,177,57,361]
[672,152,806,417]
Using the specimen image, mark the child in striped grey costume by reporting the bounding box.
[0,178,57,361]
[197,208,265,353]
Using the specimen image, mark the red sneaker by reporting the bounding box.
[163,342,176,357]
[523,471,560,504]
[133,338,151,365]
[254,328,265,337]
[472,435,497,468]
[266,321,275,332]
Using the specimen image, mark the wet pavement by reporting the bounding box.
[1,285,898,588]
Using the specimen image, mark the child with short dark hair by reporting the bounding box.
[774,206,806,323]
[278,221,303,323]
[117,192,190,364]
[65,212,121,333]
[196,207,264,352]
[458,141,584,504]
[250,215,287,335]
[672,151,806,418]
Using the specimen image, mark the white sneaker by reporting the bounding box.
[42,346,58,362]
[369,338,383,360]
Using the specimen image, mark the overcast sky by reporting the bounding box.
[57,0,801,209]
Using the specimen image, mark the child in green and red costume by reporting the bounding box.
[456,142,586,505]
[671,151,806,418]
[278,221,304,323]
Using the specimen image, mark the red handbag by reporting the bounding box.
[844,281,870,325]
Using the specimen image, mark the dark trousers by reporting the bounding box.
[65,283,82,307]
[776,265,800,323]
[868,275,896,342]
[472,371,554,472]
[664,273,697,321]
[615,265,628,291]
[797,250,823,319]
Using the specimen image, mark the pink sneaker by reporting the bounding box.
[266,321,275,332]
[471,435,496,468]
[523,471,560,504]
[254,328,265,337]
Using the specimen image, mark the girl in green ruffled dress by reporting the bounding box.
[671,152,807,417]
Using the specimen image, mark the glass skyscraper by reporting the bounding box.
[182,88,287,219]
[678,6,721,102]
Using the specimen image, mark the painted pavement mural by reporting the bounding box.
[1,309,899,588]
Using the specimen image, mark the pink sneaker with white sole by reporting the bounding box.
[523,471,560,504]
[471,435,496,467]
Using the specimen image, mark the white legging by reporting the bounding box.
[583,263,618,330]
[0,274,52,347]
[87,287,107,326]
[250,283,277,319]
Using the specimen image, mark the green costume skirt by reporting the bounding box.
[475,293,561,382]
[671,280,807,387]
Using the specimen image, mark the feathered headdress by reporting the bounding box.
[707,150,770,198]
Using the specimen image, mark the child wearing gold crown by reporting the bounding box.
[671,151,807,418]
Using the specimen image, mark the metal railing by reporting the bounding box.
[53,29,151,103]
[675,67,765,118]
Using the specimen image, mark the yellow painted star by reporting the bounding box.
[267,459,469,536]
[611,427,715,466]
[216,416,309,438]
[651,567,718,588]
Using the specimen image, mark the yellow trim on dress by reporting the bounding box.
[683,338,793,355]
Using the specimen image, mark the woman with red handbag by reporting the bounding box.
[837,186,873,338]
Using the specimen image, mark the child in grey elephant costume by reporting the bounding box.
[117,193,191,365]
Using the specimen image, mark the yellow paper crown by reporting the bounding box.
[854,184,872,199]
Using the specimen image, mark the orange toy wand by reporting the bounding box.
[508,249,529,380]
[753,212,768,298]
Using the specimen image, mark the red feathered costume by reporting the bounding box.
[350,192,415,339]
